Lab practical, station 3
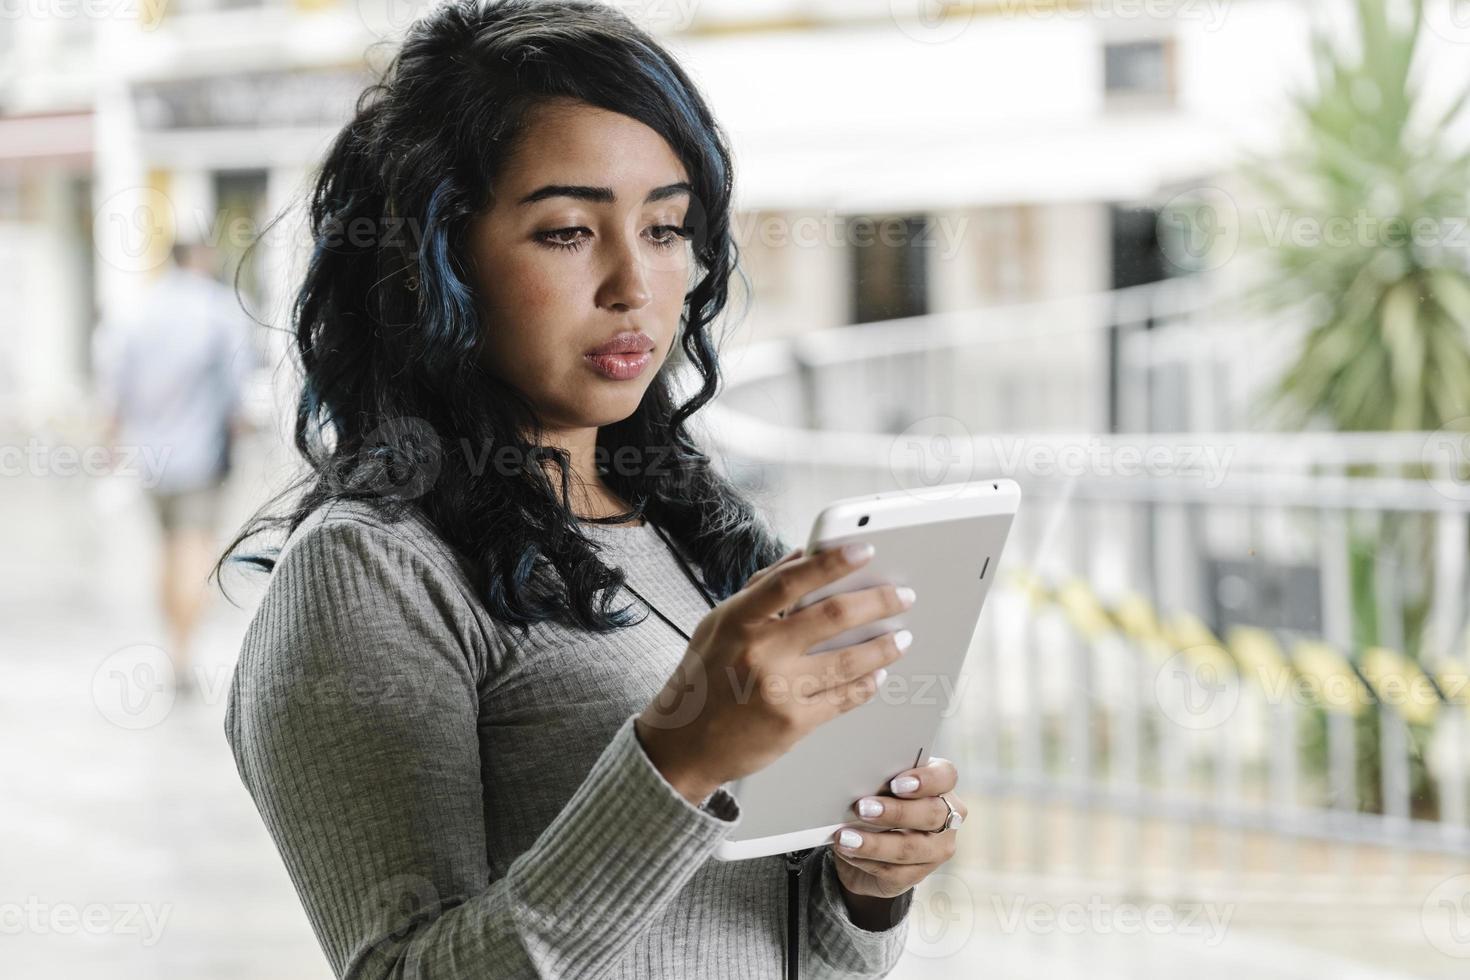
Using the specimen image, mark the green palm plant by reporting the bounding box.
[1226,0,1470,816]
[1238,0,1470,434]
[1232,0,1470,662]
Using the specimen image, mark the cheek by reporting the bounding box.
[488,250,573,318]
[480,252,581,362]
[651,261,691,317]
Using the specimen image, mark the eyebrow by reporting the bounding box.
[516,181,693,207]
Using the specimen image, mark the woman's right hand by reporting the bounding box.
[634,542,915,805]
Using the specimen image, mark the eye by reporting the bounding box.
[535,227,591,252]
[647,224,692,250]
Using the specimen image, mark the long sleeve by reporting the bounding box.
[224,517,744,980]
[806,844,913,978]
[90,312,131,421]
[210,282,258,416]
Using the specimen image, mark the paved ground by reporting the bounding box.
[2,448,326,979]
[4,443,1468,979]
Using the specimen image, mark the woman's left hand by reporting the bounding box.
[830,757,967,900]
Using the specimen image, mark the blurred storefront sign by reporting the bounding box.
[0,110,93,171]
[132,67,370,131]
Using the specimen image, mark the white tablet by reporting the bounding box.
[713,477,1021,861]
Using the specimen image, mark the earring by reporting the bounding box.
[404,269,420,292]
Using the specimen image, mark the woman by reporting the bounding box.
[219,1,967,977]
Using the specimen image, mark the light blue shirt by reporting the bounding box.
[92,265,259,493]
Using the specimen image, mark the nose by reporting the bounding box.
[595,229,654,313]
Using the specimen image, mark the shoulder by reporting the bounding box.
[252,497,504,669]
[225,500,503,777]
[279,498,466,583]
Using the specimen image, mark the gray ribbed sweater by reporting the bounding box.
[224,498,911,978]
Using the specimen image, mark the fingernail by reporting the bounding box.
[894,629,913,651]
[872,667,888,687]
[842,542,874,563]
[857,797,884,818]
[891,775,919,794]
[896,586,916,607]
[838,829,863,849]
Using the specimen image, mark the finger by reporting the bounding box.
[832,826,952,865]
[830,847,932,886]
[741,547,803,591]
[778,581,915,655]
[771,550,806,615]
[887,756,959,798]
[729,541,875,625]
[797,628,911,694]
[829,847,892,876]
[810,667,886,723]
[850,792,961,832]
[746,548,801,584]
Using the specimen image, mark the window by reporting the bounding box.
[1104,38,1177,107]
[847,213,930,325]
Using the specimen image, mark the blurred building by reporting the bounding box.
[12,0,1470,429]
[0,10,96,425]
[3,0,1326,431]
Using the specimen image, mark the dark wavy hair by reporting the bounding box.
[215,0,790,641]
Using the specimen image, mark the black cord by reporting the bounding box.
[784,847,815,979]
[645,516,717,609]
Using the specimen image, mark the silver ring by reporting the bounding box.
[929,792,962,834]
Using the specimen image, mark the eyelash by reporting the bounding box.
[534,225,691,253]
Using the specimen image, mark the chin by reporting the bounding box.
[599,392,649,422]
[567,390,646,427]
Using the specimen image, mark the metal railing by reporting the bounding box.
[701,280,1470,879]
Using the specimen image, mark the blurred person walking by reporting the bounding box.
[92,238,258,695]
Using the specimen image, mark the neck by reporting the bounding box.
[539,425,636,521]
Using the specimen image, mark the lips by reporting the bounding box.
[585,330,656,357]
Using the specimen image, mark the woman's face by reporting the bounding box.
[468,99,695,433]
